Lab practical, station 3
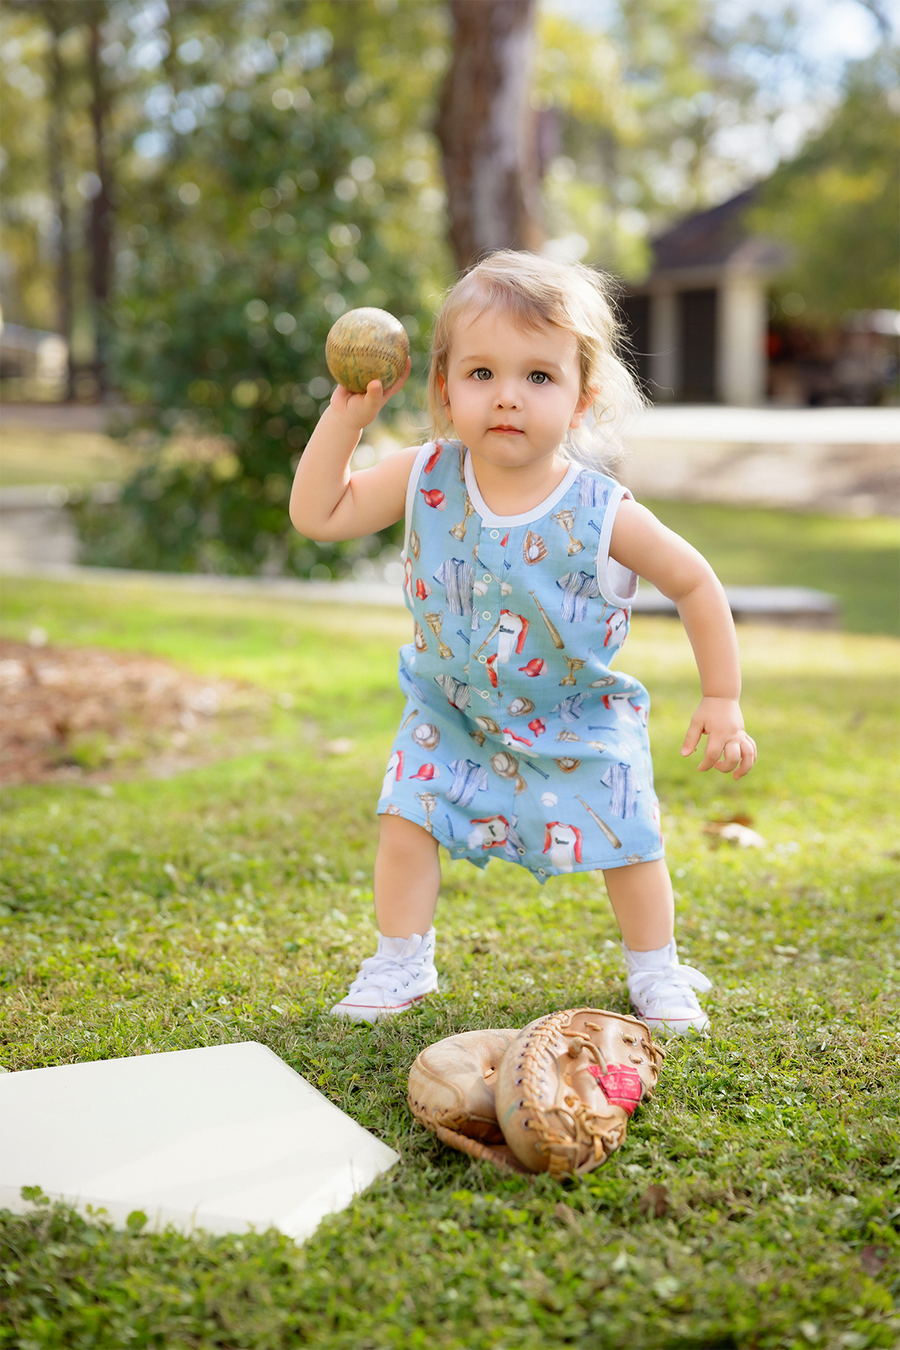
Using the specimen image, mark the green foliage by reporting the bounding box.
[71,0,451,575]
[0,578,899,1346]
[752,50,900,324]
[535,1,766,278]
[0,10,57,331]
[106,21,442,574]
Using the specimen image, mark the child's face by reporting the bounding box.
[440,307,594,472]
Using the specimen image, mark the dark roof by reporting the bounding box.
[650,187,786,274]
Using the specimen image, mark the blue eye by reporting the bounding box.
[473,368,492,381]
[529,371,549,384]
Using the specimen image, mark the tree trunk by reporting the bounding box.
[44,3,76,401]
[435,0,542,272]
[86,6,114,398]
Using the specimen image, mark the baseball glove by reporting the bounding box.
[493,1008,665,1177]
[407,1028,531,1172]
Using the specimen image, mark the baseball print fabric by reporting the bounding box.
[377,441,664,880]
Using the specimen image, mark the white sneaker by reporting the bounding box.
[624,939,712,1035]
[330,929,438,1024]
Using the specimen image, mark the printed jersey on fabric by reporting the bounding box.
[377,440,664,879]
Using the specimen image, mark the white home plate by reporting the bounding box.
[0,1041,399,1241]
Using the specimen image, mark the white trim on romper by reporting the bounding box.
[595,483,639,609]
[463,449,582,527]
[401,441,437,561]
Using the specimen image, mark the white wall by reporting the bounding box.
[717,276,768,406]
[648,289,678,400]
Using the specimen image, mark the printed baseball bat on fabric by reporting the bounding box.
[529,590,565,650]
[472,616,503,659]
[576,795,622,849]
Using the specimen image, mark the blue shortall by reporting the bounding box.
[376,440,664,880]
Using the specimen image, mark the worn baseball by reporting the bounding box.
[325,307,410,394]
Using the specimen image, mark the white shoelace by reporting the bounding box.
[347,952,426,996]
[628,961,712,1011]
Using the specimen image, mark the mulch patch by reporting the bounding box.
[0,640,269,785]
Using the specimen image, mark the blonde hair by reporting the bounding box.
[426,250,645,471]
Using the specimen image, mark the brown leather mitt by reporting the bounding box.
[407,1028,530,1171]
[493,1008,665,1177]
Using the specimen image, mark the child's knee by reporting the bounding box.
[378,812,439,856]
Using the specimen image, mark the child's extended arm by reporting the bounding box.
[610,499,757,779]
[289,362,416,542]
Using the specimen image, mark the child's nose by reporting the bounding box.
[493,380,521,408]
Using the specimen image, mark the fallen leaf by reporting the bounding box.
[554,1201,580,1228]
[638,1183,670,1218]
[703,820,765,848]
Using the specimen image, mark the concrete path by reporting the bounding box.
[621,406,899,517]
[0,559,840,628]
[630,405,900,443]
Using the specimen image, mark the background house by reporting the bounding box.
[620,189,788,406]
[620,190,899,407]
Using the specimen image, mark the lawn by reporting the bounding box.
[1,577,898,1350]
[643,499,900,638]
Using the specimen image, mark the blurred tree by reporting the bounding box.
[435,0,542,270]
[72,0,452,576]
[44,2,76,399]
[751,50,900,323]
[0,6,62,337]
[533,0,786,279]
[1,0,132,395]
[84,1,115,396]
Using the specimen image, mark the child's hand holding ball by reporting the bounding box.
[325,307,411,425]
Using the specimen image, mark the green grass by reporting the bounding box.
[644,499,900,637]
[1,579,899,1349]
[0,427,139,489]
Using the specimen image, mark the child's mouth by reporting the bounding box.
[489,425,523,435]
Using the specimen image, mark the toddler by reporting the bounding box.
[290,251,756,1034]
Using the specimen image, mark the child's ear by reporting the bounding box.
[438,372,450,409]
[569,386,598,430]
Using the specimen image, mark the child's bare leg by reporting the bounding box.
[602,859,710,1035]
[374,813,441,938]
[330,814,440,1022]
[602,859,673,950]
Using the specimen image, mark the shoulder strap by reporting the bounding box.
[594,482,638,608]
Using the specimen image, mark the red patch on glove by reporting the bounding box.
[588,1063,643,1116]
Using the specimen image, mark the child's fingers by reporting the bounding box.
[680,714,704,757]
[697,736,724,772]
[382,356,412,397]
[730,735,758,779]
[714,737,745,774]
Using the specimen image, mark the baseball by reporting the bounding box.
[325,307,410,394]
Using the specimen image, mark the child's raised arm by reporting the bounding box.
[610,499,757,779]
[289,360,416,543]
